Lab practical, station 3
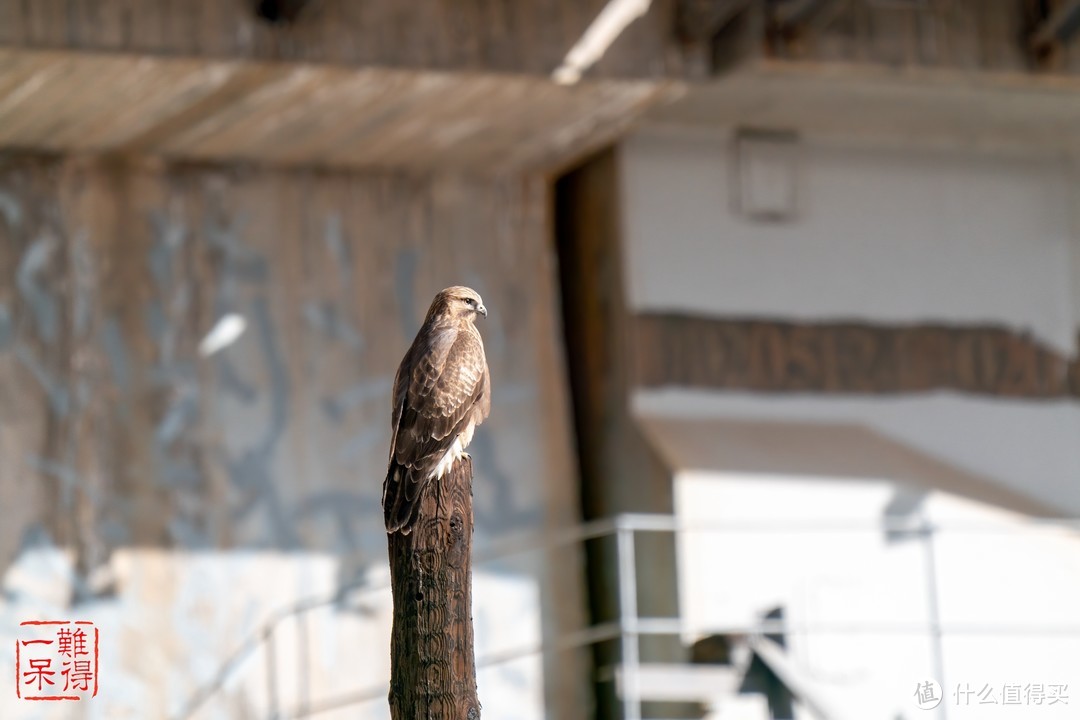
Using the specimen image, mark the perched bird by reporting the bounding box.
[382,286,491,534]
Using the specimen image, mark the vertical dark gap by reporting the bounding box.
[553,148,620,720]
[553,147,697,720]
[553,157,600,527]
[552,147,630,720]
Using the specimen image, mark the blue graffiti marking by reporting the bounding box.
[15,344,69,416]
[324,214,352,291]
[303,301,363,351]
[223,297,298,548]
[101,317,131,391]
[0,191,22,230]
[395,248,418,337]
[321,375,392,423]
[0,303,13,350]
[16,235,59,344]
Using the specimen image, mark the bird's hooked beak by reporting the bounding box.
[477,303,488,318]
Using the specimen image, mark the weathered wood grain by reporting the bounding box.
[634,313,1080,399]
[0,0,685,79]
[6,0,1080,86]
[387,456,480,720]
[0,48,668,174]
[764,0,1039,72]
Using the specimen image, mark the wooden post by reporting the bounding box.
[387,456,480,719]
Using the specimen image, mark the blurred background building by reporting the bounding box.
[1,1,1079,719]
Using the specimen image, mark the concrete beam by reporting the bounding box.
[0,48,674,173]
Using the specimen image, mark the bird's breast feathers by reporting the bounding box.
[429,420,477,480]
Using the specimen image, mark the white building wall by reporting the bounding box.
[622,129,1078,355]
[621,127,1080,514]
[675,469,1080,720]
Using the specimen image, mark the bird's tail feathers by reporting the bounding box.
[383,463,417,535]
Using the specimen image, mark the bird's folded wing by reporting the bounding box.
[396,330,486,474]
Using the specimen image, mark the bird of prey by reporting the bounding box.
[382,286,491,534]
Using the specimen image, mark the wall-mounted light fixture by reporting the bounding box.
[731,128,800,223]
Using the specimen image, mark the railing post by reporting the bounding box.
[616,522,641,720]
[296,611,310,717]
[921,513,947,720]
[264,625,279,719]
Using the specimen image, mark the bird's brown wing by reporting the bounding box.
[470,354,491,429]
[383,324,487,533]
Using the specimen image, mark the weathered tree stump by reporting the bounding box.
[387,455,480,719]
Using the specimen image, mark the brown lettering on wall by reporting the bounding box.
[633,313,1080,399]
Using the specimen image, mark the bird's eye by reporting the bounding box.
[464,298,475,306]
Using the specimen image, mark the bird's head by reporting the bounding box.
[429,286,487,322]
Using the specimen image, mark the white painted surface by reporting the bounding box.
[622,128,1080,515]
[621,128,1077,355]
[0,550,543,720]
[637,389,1080,515]
[625,128,1080,716]
[676,470,1080,720]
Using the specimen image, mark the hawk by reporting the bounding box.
[382,286,491,534]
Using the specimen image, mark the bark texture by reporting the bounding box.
[387,455,480,720]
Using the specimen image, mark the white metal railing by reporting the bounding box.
[176,516,621,720]
[176,513,1080,720]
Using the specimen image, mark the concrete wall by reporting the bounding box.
[0,155,586,719]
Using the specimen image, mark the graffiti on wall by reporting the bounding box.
[0,165,544,606]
